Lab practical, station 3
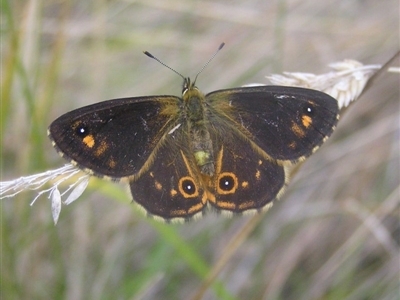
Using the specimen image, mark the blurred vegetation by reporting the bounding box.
[1,0,399,299]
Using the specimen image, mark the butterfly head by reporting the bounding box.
[183,77,199,93]
[182,77,202,101]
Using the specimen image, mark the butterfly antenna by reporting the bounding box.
[193,42,225,85]
[143,51,185,81]
[144,42,225,84]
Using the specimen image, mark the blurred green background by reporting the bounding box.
[1,0,399,299]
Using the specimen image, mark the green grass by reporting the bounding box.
[1,0,399,299]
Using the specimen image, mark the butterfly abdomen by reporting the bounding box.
[190,126,215,176]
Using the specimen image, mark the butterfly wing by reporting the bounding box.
[206,127,287,214]
[206,86,339,163]
[201,85,338,213]
[49,96,182,180]
[128,122,208,221]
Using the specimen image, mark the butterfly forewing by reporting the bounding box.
[206,86,339,163]
[49,96,181,180]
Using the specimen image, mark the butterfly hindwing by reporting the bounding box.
[207,128,287,214]
[129,125,207,221]
[206,86,339,163]
[49,96,181,180]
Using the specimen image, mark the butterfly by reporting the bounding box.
[49,45,339,222]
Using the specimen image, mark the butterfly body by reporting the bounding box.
[49,77,339,222]
[180,79,216,176]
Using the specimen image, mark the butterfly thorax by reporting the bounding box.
[182,79,215,176]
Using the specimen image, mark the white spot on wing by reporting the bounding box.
[140,117,150,131]
[275,95,293,99]
[168,123,181,134]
